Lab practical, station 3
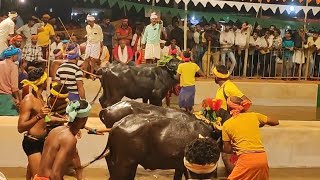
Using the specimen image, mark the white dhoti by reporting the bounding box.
[145,43,161,60]
[0,41,8,54]
[292,50,305,64]
[85,42,101,59]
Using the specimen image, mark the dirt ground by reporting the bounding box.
[1,167,320,180]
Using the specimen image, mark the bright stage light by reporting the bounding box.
[290,6,295,12]
[191,16,195,20]
[19,0,25,3]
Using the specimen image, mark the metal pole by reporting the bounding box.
[184,3,187,51]
[243,25,252,77]
[304,0,309,80]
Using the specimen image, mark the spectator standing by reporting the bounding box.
[282,30,295,77]
[37,14,55,60]
[0,11,18,53]
[115,18,132,46]
[16,17,42,46]
[193,24,202,68]
[306,30,320,76]
[101,17,115,59]
[131,26,144,55]
[22,35,44,70]
[220,23,236,74]
[258,30,273,77]
[234,22,249,76]
[248,31,261,76]
[0,47,21,116]
[141,12,163,63]
[170,21,184,48]
[270,29,282,77]
[293,28,307,76]
[84,15,103,79]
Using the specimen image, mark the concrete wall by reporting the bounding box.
[195,81,318,107]
[1,117,320,168]
[84,79,319,107]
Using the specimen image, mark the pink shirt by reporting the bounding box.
[0,59,19,94]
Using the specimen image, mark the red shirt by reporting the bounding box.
[116,26,132,45]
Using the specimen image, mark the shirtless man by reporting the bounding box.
[18,68,49,179]
[36,100,91,180]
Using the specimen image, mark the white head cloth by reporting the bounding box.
[8,12,18,19]
[87,15,95,21]
[150,12,157,19]
[160,40,166,44]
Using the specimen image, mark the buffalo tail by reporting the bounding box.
[81,145,110,169]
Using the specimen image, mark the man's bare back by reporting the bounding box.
[38,126,77,179]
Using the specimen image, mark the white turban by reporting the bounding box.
[150,12,157,19]
[8,12,18,19]
[86,15,95,21]
[160,40,166,44]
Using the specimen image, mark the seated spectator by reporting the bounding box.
[99,43,110,68]
[184,137,220,179]
[50,33,65,58]
[160,40,169,58]
[22,35,44,71]
[113,40,134,66]
[168,39,181,56]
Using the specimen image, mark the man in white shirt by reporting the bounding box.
[84,15,103,79]
[160,40,169,58]
[257,30,273,77]
[220,23,236,74]
[50,33,64,58]
[234,22,250,76]
[193,24,202,69]
[0,11,18,53]
[248,31,261,76]
[16,17,43,46]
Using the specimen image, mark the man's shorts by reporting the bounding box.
[22,135,45,156]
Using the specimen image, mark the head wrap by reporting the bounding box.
[66,100,92,122]
[67,44,79,59]
[122,18,128,22]
[86,15,95,21]
[9,35,22,45]
[62,40,69,44]
[183,157,218,174]
[150,12,158,19]
[181,52,191,62]
[8,12,18,19]
[42,14,50,19]
[160,40,166,44]
[212,67,230,79]
[21,72,48,92]
[50,83,69,99]
[2,46,21,59]
[226,97,252,117]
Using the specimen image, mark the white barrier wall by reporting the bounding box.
[1,117,320,168]
[84,79,319,107]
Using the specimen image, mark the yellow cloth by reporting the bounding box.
[215,80,244,110]
[177,62,200,87]
[37,23,55,46]
[21,72,48,92]
[222,112,268,155]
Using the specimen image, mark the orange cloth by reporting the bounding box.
[226,97,252,117]
[9,35,22,45]
[34,174,50,180]
[228,152,269,180]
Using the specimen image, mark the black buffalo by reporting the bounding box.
[86,101,230,180]
[98,59,180,108]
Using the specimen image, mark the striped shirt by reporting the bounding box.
[55,62,83,94]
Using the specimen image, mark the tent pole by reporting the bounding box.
[184,3,187,51]
[304,0,309,80]
[304,0,309,30]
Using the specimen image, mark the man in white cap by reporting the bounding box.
[0,11,18,53]
[83,15,103,79]
[141,12,163,63]
[160,39,169,58]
